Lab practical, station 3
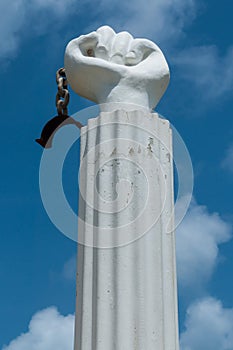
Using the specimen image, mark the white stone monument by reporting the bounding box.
[65,26,179,350]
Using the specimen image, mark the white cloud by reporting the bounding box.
[1,0,199,60]
[3,200,233,349]
[222,144,233,174]
[2,307,74,350]
[180,298,233,350]
[0,0,25,59]
[62,255,76,281]
[173,45,233,99]
[89,0,198,44]
[0,0,77,60]
[176,200,232,293]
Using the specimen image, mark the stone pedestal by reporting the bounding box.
[74,109,179,350]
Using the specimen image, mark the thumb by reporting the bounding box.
[125,38,159,66]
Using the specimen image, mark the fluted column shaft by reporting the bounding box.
[75,110,179,350]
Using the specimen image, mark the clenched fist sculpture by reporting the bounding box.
[64,26,170,111]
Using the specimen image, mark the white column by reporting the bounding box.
[75,109,179,350]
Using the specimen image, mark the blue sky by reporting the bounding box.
[0,0,233,349]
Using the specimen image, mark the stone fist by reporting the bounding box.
[64,26,170,110]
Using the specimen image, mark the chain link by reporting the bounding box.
[56,68,70,116]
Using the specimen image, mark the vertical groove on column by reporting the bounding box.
[94,114,115,349]
[76,126,86,350]
[134,117,146,350]
[91,116,101,350]
[158,115,166,350]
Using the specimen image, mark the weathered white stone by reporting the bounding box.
[75,110,179,350]
[65,25,179,350]
[64,26,170,111]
